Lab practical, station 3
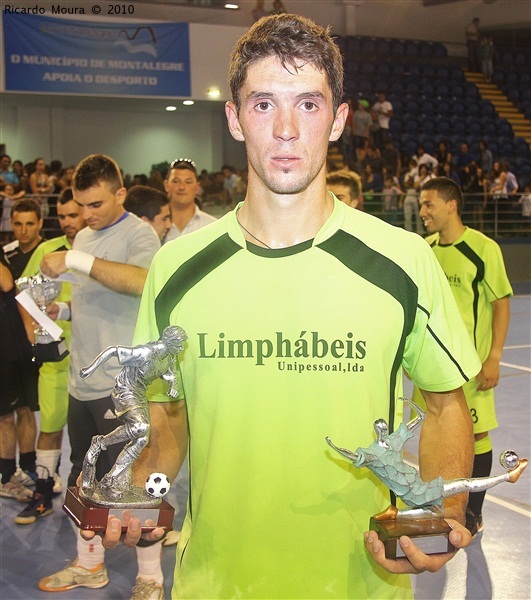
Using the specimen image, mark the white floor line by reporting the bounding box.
[503,344,531,350]
[500,361,531,372]
[485,494,531,517]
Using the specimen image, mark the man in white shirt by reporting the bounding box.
[413,145,439,173]
[164,158,216,244]
[372,91,393,151]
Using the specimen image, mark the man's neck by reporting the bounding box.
[19,237,42,254]
[237,180,334,249]
[439,222,466,245]
[171,202,196,232]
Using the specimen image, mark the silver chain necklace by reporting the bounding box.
[236,212,273,249]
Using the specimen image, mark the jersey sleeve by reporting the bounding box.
[403,245,482,392]
[482,240,513,303]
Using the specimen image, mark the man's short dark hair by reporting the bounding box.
[57,187,74,205]
[124,185,169,222]
[11,198,42,220]
[421,176,464,216]
[228,13,344,113]
[168,158,198,179]
[73,154,123,193]
[326,170,361,199]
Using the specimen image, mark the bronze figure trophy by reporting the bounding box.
[63,325,187,533]
[15,274,69,362]
[326,398,528,558]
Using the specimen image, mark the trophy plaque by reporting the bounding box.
[326,398,528,559]
[15,274,69,362]
[63,325,187,533]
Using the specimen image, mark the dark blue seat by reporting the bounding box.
[420,100,435,114]
[418,41,433,58]
[436,120,451,136]
[465,103,480,118]
[406,64,421,77]
[376,39,390,55]
[432,43,447,58]
[420,120,436,135]
[452,102,465,116]
[436,100,451,116]
[391,39,405,56]
[361,38,376,54]
[436,66,449,79]
[405,40,418,56]
[491,71,504,86]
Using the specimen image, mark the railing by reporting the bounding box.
[360,192,530,239]
[6,192,529,241]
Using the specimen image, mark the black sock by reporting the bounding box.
[0,458,17,484]
[467,450,493,517]
[19,451,37,474]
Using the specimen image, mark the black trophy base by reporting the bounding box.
[370,509,454,559]
[33,338,69,363]
[63,486,174,533]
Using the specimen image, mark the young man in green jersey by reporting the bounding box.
[419,176,513,537]
[91,15,481,599]
[14,188,86,525]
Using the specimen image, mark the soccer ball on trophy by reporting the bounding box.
[145,473,171,498]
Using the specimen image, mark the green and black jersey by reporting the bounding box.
[135,199,480,599]
[424,227,513,433]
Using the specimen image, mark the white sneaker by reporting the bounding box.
[14,467,36,487]
[0,476,34,501]
[130,577,164,600]
[53,472,63,495]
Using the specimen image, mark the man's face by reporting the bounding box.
[0,156,10,171]
[149,203,171,240]
[225,56,347,197]
[460,144,468,154]
[419,189,453,234]
[327,183,357,208]
[73,181,126,231]
[11,210,43,249]
[57,199,86,242]
[164,168,200,208]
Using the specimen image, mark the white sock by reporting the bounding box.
[76,530,106,570]
[136,542,163,584]
[36,449,61,479]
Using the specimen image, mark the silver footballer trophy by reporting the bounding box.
[15,274,69,362]
[63,325,187,533]
[326,398,528,558]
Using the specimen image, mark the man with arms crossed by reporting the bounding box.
[96,15,480,599]
[38,155,164,599]
[419,176,513,537]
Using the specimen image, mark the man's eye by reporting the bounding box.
[302,101,317,110]
[256,102,270,111]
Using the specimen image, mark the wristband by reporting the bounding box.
[65,250,95,275]
[56,302,71,322]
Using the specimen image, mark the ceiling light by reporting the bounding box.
[183,100,195,106]
[166,105,177,111]
[207,87,221,98]
[225,3,239,9]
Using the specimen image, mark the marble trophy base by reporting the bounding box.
[63,486,174,533]
[33,338,69,363]
[370,505,454,559]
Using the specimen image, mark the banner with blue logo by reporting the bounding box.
[3,13,190,97]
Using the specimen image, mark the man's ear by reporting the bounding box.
[225,101,245,142]
[329,102,349,143]
[115,187,127,206]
